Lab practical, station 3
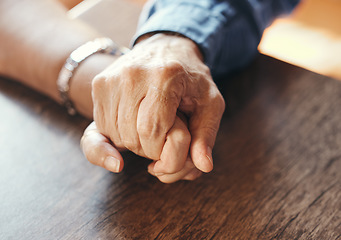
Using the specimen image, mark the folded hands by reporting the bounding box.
[81,33,225,183]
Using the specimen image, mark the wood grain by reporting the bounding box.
[0,55,340,239]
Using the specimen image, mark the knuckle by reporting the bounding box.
[202,64,211,75]
[120,64,147,92]
[159,61,185,82]
[137,121,163,140]
[155,61,185,98]
[210,89,225,114]
[123,75,135,90]
[92,74,106,94]
[173,129,191,145]
[216,93,226,113]
[137,123,152,139]
[120,63,144,80]
[163,60,185,74]
[120,64,137,79]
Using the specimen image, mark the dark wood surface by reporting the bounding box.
[1,55,340,239]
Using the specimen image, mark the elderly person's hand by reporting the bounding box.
[81,33,225,183]
[81,115,203,183]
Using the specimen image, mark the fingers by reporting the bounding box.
[91,38,225,181]
[116,70,146,155]
[147,113,200,183]
[81,122,124,173]
[92,73,123,149]
[136,63,184,160]
[148,158,202,183]
[81,119,202,183]
[93,61,184,162]
[152,114,190,174]
[189,91,225,173]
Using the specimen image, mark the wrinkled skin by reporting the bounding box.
[81,33,225,183]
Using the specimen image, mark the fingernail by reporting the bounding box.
[206,146,213,166]
[104,156,120,173]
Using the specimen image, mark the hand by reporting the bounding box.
[88,33,225,181]
[81,117,203,183]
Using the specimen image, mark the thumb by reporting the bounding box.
[81,121,124,173]
[189,95,225,173]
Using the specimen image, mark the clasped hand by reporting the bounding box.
[81,34,225,183]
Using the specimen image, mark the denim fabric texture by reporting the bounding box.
[134,0,300,77]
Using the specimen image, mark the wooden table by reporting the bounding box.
[1,55,340,239]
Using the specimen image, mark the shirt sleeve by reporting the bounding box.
[133,0,300,77]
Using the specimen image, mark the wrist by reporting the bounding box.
[57,37,124,118]
[135,32,204,62]
[68,53,118,119]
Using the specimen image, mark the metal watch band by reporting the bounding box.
[57,37,129,115]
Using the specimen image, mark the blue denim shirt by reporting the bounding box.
[134,0,300,77]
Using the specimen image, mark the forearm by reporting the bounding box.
[0,0,116,118]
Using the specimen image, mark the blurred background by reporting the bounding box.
[259,0,341,80]
[60,0,341,80]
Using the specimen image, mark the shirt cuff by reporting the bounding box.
[131,2,235,71]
